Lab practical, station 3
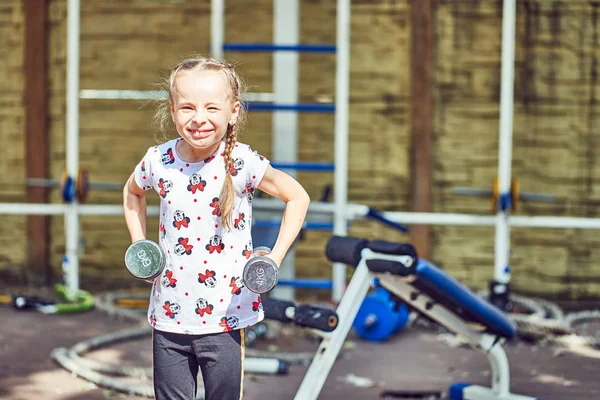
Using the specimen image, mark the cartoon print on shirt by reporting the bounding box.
[174,237,193,256]
[172,210,190,230]
[161,269,177,288]
[161,148,175,165]
[242,241,252,259]
[244,183,255,203]
[158,178,173,198]
[252,149,265,161]
[195,297,214,317]
[228,158,244,176]
[229,277,244,295]
[234,213,246,231]
[209,197,221,216]
[252,296,262,312]
[149,310,157,327]
[138,161,152,190]
[205,235,225,254]
[219,316,239,332]
[138,139,272,334]
[198,269,217,288]
[187,173,206,194]
[163,301,181,319]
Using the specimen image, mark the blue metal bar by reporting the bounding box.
[223,43,336,53]
[247,103,335,113]
[277,278,333,289]
[366,208,410,233]
[253,221,334,230]
[271,162,334,171]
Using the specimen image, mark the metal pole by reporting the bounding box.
[491,0,517,310]
[270,0,300,302]
[332,0,351,302]
[211,0,224,60]
[65,0,81,298]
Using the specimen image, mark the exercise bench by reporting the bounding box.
[294,235,542,400]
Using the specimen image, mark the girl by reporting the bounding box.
[123,56,310,400]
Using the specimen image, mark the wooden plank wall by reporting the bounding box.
[24,0,51,285]
[0,0,599,300]
[0,0,27,284]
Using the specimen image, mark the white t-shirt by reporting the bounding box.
[134,138,270,335]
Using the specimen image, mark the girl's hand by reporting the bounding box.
[266,251,285,268]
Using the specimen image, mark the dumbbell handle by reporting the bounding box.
[294,305,338,332]
[452,187,556,202]
[263,297,338,332]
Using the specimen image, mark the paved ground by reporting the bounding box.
[1,296,599,400]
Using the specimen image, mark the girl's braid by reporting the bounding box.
[223,125,238,173]
[219,124,238,229]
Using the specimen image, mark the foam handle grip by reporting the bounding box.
[325,235,369,267]
[294,305,339,332]
[262,296,294,323]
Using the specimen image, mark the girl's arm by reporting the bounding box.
[123,171,148,243]
[256,165,310,267]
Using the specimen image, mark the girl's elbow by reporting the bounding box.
[301,189,311,207]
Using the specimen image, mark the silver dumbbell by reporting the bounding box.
[124,240,166,283]
[243,246,279,294]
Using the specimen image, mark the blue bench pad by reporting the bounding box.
[412,260,516,340]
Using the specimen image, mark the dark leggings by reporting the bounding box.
[153,329,245,400]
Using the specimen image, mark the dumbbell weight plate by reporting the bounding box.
[352,288,410,341]
[243,247,279,294]
[76,168,90,203]
[60,171,75,203]
[125,240,166,283]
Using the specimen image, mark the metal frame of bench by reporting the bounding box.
[294,248,541,400]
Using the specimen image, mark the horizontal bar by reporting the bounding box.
[519,192,557,202]
[80,90,274,103]
[247,103,335,113]
[0,204,68,215]
[1,202,599,229]
[452,187,556,202]
[380,211,600,229]
[26,177,123,191]
[253,220,334,230]
[254,199,363,217]
[223,43,336,53]
[0,199,360,217]
[271,162,334,171]
[277,279,333,289]
[80,90,168,100]
[25,178,60,188]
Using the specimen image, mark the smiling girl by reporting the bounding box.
[123,56,310,400]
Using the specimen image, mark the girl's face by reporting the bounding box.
[170,70,240,160]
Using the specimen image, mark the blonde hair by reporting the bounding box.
[154,56,248,230]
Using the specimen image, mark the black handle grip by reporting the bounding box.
[325,235,369,267]
[262,296,294,323]
[294,305,339,332]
